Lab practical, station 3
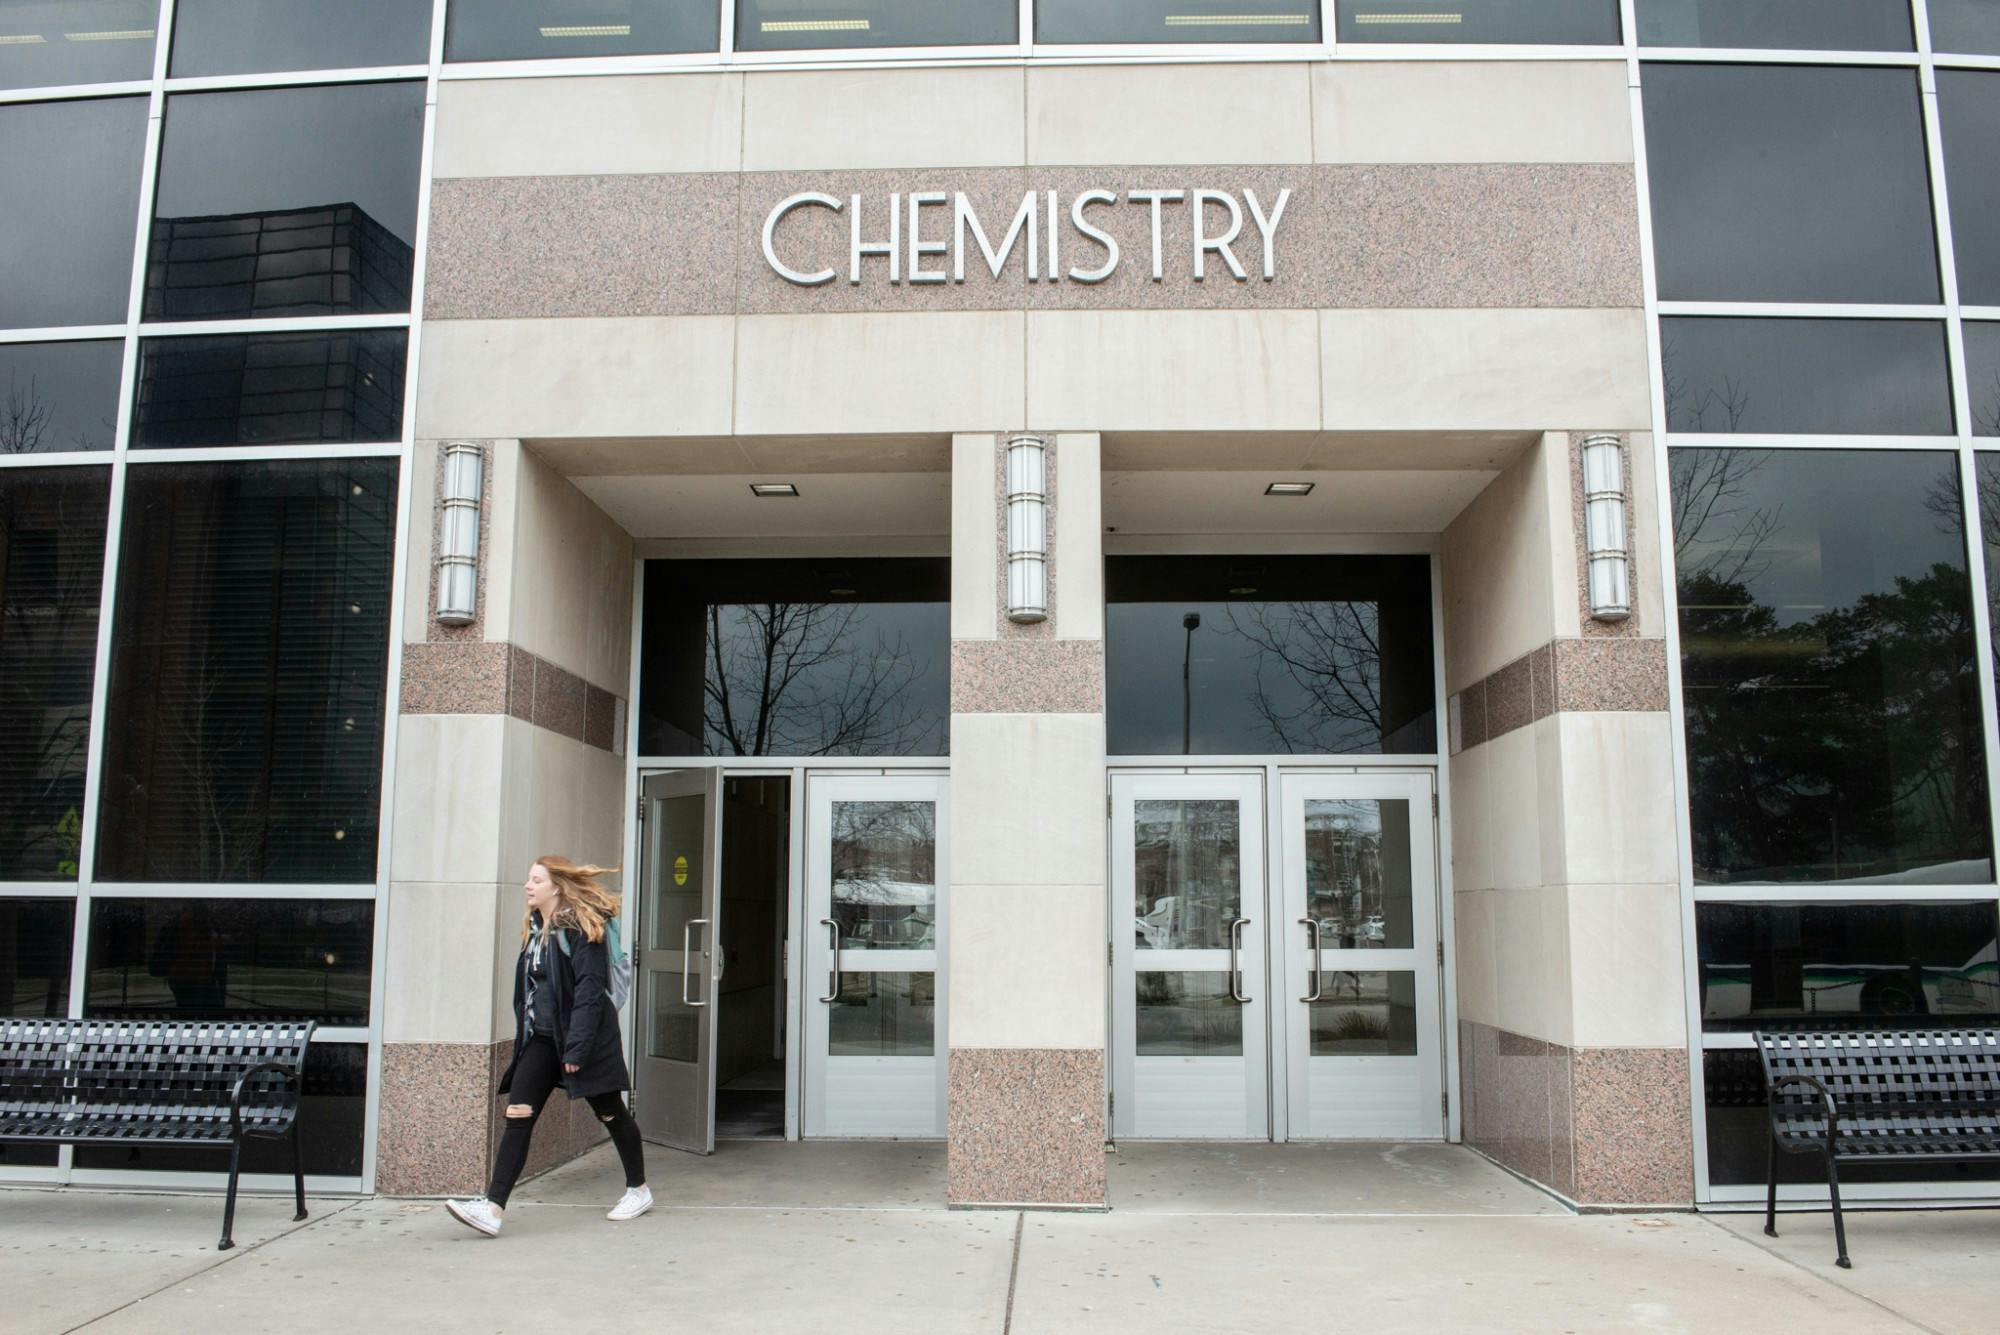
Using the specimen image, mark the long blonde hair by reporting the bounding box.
[522,856,621,945]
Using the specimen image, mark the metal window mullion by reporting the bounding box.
[135,313,413,338]
[721,0,738,61]
[1690,884,2000,903]
[81,882,381,899]
[1656,301,1949,319]
[123,442,403,465]
[1637,46,1923,67]
[0,451,117,470]
[161,64,429,94]
[0,80,152,106]
[0,325,128,345]
[1658,433,1963,450]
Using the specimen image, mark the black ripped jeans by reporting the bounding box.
[487,1034,646,1208]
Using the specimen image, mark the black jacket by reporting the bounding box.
[498,919,631,1100]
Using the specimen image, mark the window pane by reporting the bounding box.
[1106,556,1437,756]
[0,341,121,452]
[1136,972,1242,1055]
[1304,799,1414,949]
[445,0,719,60]
[639,558,949,757]
[0,897,73,1015]
[1973,326,2000,439]
[0,1,158,90]
[1038,1,1319,43]
[171,0,432,76]
[736,0,1015,51]
[1939,71,2000,308]
[134,330,407,449]
[0,469,109,881]
[97,459,397,883]
[1704,1049,2000,1185]
[1979,456,2000,701]
[84,897,373,1025]
[1135,799,1241,952]
[1931,0,2000,55]
[147,83,423,321]
[1310,972,1419,1056]
[1661,318,1953,436]
[1337,1,1620,44]
[828,972,933,1055]
[0,97,148,329]
[1637,0,1911,50]
[1642,64,1939,304]
[1671,448,1992,885]
[832,800,936,950]
[75,1040,368,1176]
[1697,901,2000,1031]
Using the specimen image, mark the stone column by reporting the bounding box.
[1442,430,1692,1206]
[945,431,1108,1208]
[375,440,633,1195]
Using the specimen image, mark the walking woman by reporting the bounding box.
[447,857,651,1236]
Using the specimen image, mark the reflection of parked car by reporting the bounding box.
[1700,957,2000,1021]
[1363,914,1386,944]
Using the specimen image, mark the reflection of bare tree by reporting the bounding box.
[1662,328,1754,434]
[1671,448,1780,588]
[1975,361,2000,438]
[157,655,262,882]
[2,373,112,453]
[1225,601,1382,754]
[704,602,940,756]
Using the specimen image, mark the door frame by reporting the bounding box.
[1105,758,1456,1145]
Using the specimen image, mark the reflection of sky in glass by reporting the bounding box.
[1107,600,1385,755]
[703,601,947,756]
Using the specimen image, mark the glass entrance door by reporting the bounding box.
[1279,772,1443,1139]
[801,774,948,1137]
[1110,773,1269,1139]
[633,768,723,1153]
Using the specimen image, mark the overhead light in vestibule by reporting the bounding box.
[750,482,799,497]
[1264,482,1314,497]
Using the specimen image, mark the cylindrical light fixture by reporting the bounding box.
[436,441,484,625]
[1580,433,1630,622]
[1005,434,1048,624]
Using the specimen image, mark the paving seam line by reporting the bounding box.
[1001,1212,1024,1335]
[59,1200,363,1335]
[1692,1213,1946,1335]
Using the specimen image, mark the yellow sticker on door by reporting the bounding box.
[673,855,689,886]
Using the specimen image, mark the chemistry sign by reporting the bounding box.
[760,187,1292,286]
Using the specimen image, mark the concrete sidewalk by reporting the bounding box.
[2,1143,1995,1334]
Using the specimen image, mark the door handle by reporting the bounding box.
[818,917,839,1003]
[682,918,710,1008]
[1299,918,1323,1002]
[1229,916,1251,1003]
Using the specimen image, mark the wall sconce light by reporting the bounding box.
[1005,434,1048,624]
[436,441,484,625]
[1580,433,1630,622]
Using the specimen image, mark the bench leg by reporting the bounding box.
[1822,1141,1851,1269]
[290,1122,308,1222]
[219,1135,242,1251]
[1764,1127,1780,1237]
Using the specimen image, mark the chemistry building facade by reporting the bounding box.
[4,0,2000,1211]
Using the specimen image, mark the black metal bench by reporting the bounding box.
[0,1018,315,1249]
[1758,1027,2000,1268]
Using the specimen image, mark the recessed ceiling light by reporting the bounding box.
[1264,481,1314,496]
[1229,586,1260,596]
[750,482,799,498]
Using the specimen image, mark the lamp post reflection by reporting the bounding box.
[1181,611,1200,755]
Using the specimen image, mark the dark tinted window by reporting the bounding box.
[1671,448,1991,885]
[1938,71,2000,308]
[736,0,1015,51]
[1338,1,1619,43]
[0,897,73,1015]
[1931,0,2000,54]
[1972,325,2000,438]
[1661,318,1953,435]
[446,0,719,60]
[147,83,423,321]
[0,469,109,881]
[1642,64,1939,303]
[1637,0,1911,49]
[171,0,432,76]
[0,1,157,90]
[134,330,406,449]
[1979,455,2000,700]
[97,459,397,883]
[1704,1048,2000,1186]
[0,341,122,452]
[1106,556,1437,757]
[1697,901,2000,1031]
[1039,1,1319,43]
[639,559,950,757]
[75,1040,366,1175]
[84,896,371,1024]
[0,97,148,329]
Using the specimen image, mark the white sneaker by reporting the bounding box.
[607,1185,654,1221]
[445,1197,504,1237]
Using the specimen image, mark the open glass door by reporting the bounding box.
[634,768,723,1153]
[1279,771,1443,1139]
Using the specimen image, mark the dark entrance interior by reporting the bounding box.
[716,775,790,1139]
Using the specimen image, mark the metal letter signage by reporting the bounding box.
[760,186,1292,287]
